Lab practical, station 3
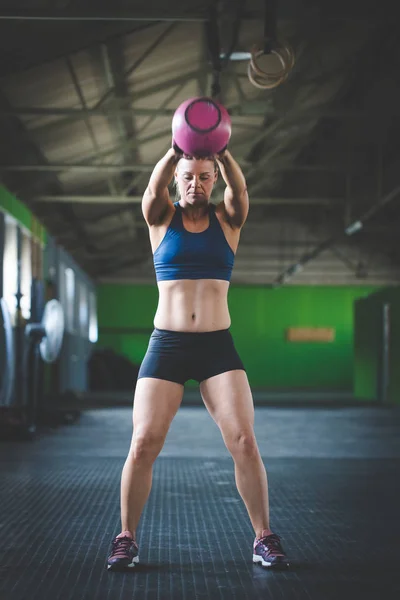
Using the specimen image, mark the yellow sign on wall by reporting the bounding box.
[286,327,335,342]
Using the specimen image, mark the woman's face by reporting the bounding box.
[175,158,218,205]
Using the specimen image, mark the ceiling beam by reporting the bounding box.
[0,8,212,22]
[0,4,390,22]
[95,23,176,110]
[0,89,100,255]
[122,81,190,196]
[65,55,119,196]
[0,106,172,118]
[4,106,392,119]
[273,183,400,285]
[0,164,153,173]
[0,163,346,174]
[18,69,202,139]
[32,195,341,205]
[73,126,172,166]
[99,41,138,188]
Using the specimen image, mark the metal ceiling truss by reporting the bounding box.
[0,7,213,23]
[1,3,398,281]
[74,126,173,166]
[65,55,119,196]
[95,23,177,110]
[66,64,200,168]
[122,79,190,196]
[31,195,339,206]
[0,163,346,174]
[3,106,391,120]
[0,92,124,258]
[19,68,202,140]
[99,42,137,187]
[0,4,389,22]
[0,89,97,255]
[274,184,400,286]
[58,226,147,255]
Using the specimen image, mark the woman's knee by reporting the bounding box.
[224,429,259,459]
[129,432,165,464]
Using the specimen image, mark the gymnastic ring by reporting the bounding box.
[247,60,288,89]
[248,41,295,90]
[250,46,287,80]
[279,43,295,71]
[248,49,289,90]
[250,41,295,76]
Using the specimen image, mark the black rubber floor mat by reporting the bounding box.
[0,452,399,600]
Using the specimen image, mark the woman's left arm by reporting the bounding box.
[216,150,249,228]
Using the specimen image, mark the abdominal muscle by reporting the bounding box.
[154,279,231,332]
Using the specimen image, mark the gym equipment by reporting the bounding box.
[0,290,66,440]
[172,97,231,157]
[32,299,65,364]
[248,43,295,89]
[88,348,140,392]
[23,298,65,436]
[0,298,15,408]
[247,0,295,90]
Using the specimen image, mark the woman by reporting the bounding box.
[107,143,289,571]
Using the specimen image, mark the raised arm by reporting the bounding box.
[216,150,249,228]
[142,147,181,226]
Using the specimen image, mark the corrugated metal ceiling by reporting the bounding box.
[0,0,399,285]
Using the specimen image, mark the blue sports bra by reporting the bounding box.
[153,202,235,282]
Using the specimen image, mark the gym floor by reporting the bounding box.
[0,399,399,600]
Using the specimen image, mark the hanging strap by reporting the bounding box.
[205,2,222,98]
[263,0,277,54]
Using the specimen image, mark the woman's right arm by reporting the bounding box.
[142,148,181,226]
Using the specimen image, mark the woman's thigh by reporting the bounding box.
[199,370,254,437]
[132,377,184,441]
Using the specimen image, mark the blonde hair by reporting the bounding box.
[176,155,218,172]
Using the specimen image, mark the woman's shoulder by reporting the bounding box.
[214,200,243,235]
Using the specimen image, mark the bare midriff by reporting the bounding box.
[154,279,231,332]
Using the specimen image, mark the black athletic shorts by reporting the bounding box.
[137,328,245,385]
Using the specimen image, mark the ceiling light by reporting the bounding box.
[220,52,252,61]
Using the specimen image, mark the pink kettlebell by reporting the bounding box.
[172,96,231,156]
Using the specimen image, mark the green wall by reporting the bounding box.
[98,284,377,390]
[98,285,158,366]
[353,297,381,400]
[0,185,46,244]
[354,286,400,404]
[390,290,400,405]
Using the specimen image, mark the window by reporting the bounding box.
[2,216,18,325]
[65,267,76,333]
[89,291,98,343]
[20,232,32,321]
[79,283,89,338]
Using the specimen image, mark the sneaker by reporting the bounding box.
[107,531,139,571]
[253,533,289,569]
